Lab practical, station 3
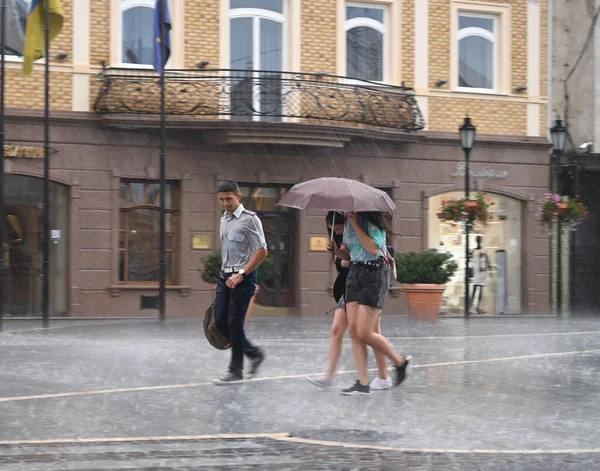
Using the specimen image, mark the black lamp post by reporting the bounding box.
[550,118,567,316]
[460,116,476,318]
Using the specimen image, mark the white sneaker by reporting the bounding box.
[306,374,333,389]
[369,376,393,390]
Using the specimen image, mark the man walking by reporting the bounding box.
[213,180,268,385]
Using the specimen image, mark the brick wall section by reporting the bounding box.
[427,97,527,135]
[540,103,547,137]
[5,69,72,110]
[53,0,73,62]
[402,0,414,87]
[428,0,528,93]
[428,0,450,90]
[90,0,110,66]
[540,0,548,97]
[184,0,220,69]
[301,0,337,74]
[506,0,527,92]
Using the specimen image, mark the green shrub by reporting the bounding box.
[394,251,458,285]
[199,250,274,284]
[256,256,275,283]
[199,250,223,285]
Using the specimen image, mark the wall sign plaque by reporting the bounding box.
[310,236,329,252]
[192,234,212,250]
[452,162,508,179]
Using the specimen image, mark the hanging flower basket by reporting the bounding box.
[538,193,588,230]
[437,191,493,226]
[464,200,478,214]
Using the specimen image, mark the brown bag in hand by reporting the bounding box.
[203,303,231,350]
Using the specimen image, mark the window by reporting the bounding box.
[4,0,32,61]
[229,0,286,121]
[121,0,155,66]
[119,181,179,284]
[457,14,497,90]
[345,4,386,82]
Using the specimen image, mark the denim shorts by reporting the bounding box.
[345,259,390,309]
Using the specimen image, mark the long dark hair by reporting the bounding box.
[358,212,392,240]
[326,211,344,262]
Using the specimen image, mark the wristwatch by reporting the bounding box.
[238,268,246,278]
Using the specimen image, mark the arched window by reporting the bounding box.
[458,14,497,90]
[229,0,286,120]
[121,0,155,66]
[346,5,386,82]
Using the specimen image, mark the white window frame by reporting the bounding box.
[229,4,288,120]
[456,13,497,93]
[343,2,388,84]
[112,0,181,69]
[117,0,156,69]
[450,2,510,96]
[5,0,45,65]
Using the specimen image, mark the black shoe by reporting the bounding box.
[213,372,243,386]
[247,350,265,379]
[394,355,413,387]
[341,380,370,396]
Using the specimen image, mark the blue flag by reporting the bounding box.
[153,0,171,73]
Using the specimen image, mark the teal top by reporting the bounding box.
[343,218,386,262]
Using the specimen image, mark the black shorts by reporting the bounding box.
[345,259,390,309]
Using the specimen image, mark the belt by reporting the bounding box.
[351,258,386,268]
[222,266,244,274]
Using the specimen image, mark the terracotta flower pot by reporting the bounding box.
[401,284,446,321]
[464,200,478,214]
[557,202,568,217]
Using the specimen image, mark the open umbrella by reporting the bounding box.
[277,177,396,214]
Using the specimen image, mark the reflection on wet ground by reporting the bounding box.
[1,316,599,470]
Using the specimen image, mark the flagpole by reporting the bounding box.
[42,0,51,328]
[158,0,167,322]
[0,0,7,332]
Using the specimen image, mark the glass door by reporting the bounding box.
[239,185,295,307]
[2,176,69,316]
[230,1,285,121]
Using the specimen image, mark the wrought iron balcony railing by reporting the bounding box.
[94,67,425,131]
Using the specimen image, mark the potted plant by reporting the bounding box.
[437,191,494,226]
[199,250,223,289]
[538,193,588,230]
[395,251,458,321]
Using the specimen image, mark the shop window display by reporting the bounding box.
[428,191,522,314]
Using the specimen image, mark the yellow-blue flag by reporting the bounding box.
[22,0,64,77]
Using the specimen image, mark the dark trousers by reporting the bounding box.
[214,271,260,376]
[471,284,484,310]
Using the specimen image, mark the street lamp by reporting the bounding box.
[550,118,567,316]
[460,116,476,318]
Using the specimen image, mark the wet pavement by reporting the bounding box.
[1,316,600,470]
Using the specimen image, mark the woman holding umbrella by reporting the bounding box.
[339,212,411,396]
[305,211,392,390]
[276,177,411,395]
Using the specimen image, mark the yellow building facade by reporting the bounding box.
[6,0,548,137]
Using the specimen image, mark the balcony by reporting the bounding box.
[94,68,425,132]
